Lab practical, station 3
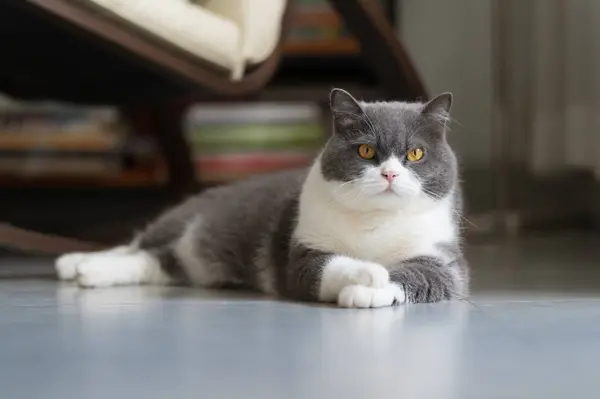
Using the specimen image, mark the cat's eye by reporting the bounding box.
[358,144,376,160]
[406,148,424,162]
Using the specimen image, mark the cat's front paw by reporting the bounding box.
[319,257,392,302]
[338,283,406,308]
[351,262,390,288]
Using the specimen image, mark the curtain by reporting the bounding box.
[498,0,600,178]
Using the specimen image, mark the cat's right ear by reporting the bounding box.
[330,88,364,134]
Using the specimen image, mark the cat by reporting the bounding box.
[55,89,469,308]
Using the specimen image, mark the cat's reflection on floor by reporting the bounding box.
[55,282,468,399]
[311,303,468,398]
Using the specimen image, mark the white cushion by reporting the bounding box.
[88,0,287,80]
[88,0,243,78]
[198,0,287,64]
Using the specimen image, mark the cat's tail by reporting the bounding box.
[0,223,105,255]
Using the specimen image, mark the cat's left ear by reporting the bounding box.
[330,88,362,115]
[330,88,365,135]
[421,92,453,119]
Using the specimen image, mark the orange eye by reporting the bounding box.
[358,144,376,160]
[406,148,424,162]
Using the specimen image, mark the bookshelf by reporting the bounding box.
[0,0,396,189]
[0,98,326,188]
[0,169,161,188]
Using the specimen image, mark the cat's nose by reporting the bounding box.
[381,171,399,183]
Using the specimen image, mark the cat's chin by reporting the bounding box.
[369,185,446,212]
[370,183,419,199]
[337,188,420,213]
[372,188,402,199]
[378,190,418,204]
[322,178,421,212]
[388,188,421,199]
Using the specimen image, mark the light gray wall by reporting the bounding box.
[397,0,493,167]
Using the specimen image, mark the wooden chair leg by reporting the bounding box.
[151,103,197,197]
[123,103,197,198]
[327,0,428,101]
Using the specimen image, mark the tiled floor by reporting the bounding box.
[1,232,600,399]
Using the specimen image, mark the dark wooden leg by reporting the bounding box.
[151,103,197,197]
[327,0,428,101]
[123,103,197,198]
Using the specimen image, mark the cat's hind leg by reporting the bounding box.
[73,249,172,288]
[55,245,132,281]
[55,243,174,288]
[55,197,199,287]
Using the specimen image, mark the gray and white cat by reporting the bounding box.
[55,89,469,308]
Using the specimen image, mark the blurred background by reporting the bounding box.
[3,3,600,396]
[0,0,598,248]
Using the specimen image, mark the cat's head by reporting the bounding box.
[320,89,458,211]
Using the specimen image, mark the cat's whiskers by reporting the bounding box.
[347,184,368,207]
[420,187,477,229]
[419,187,443,200]
[328,179,372,209]
[329,178,362,205]
[332,178,361,194]
[393,181,420,195]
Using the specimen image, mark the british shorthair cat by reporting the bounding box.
[55,89,469,308]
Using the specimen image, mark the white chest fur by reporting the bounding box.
[294,165,456,266]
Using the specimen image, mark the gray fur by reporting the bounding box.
[135,89,469,304]
[389,245,469,303]
[139,169,307,291]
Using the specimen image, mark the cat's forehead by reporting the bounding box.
[359,101,424,136]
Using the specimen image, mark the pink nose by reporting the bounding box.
[381,171,399,182]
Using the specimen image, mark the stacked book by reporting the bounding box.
[285,0,357,54]
[185,102,325,183]
[285,0,390,55]
[0,94,160,186]
[0,97,123,177]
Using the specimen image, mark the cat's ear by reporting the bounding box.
[330,88,365,134]
[330,88,362,115]
[421,92,453,119]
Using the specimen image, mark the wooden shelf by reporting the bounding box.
[284,38,360,55]
[0,133,118,151]
[290,9,343,25]
[0,169,162,188]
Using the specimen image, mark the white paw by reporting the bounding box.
[76,254,138,288]
[351,262,390,288]
[338,283,406,308]
[76,256,122,288]
[318,256,392,302]
[75,252,164,288]
[55,253,87,280]
[55,246,134,282]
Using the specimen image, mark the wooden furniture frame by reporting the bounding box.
[0,0,427,198]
